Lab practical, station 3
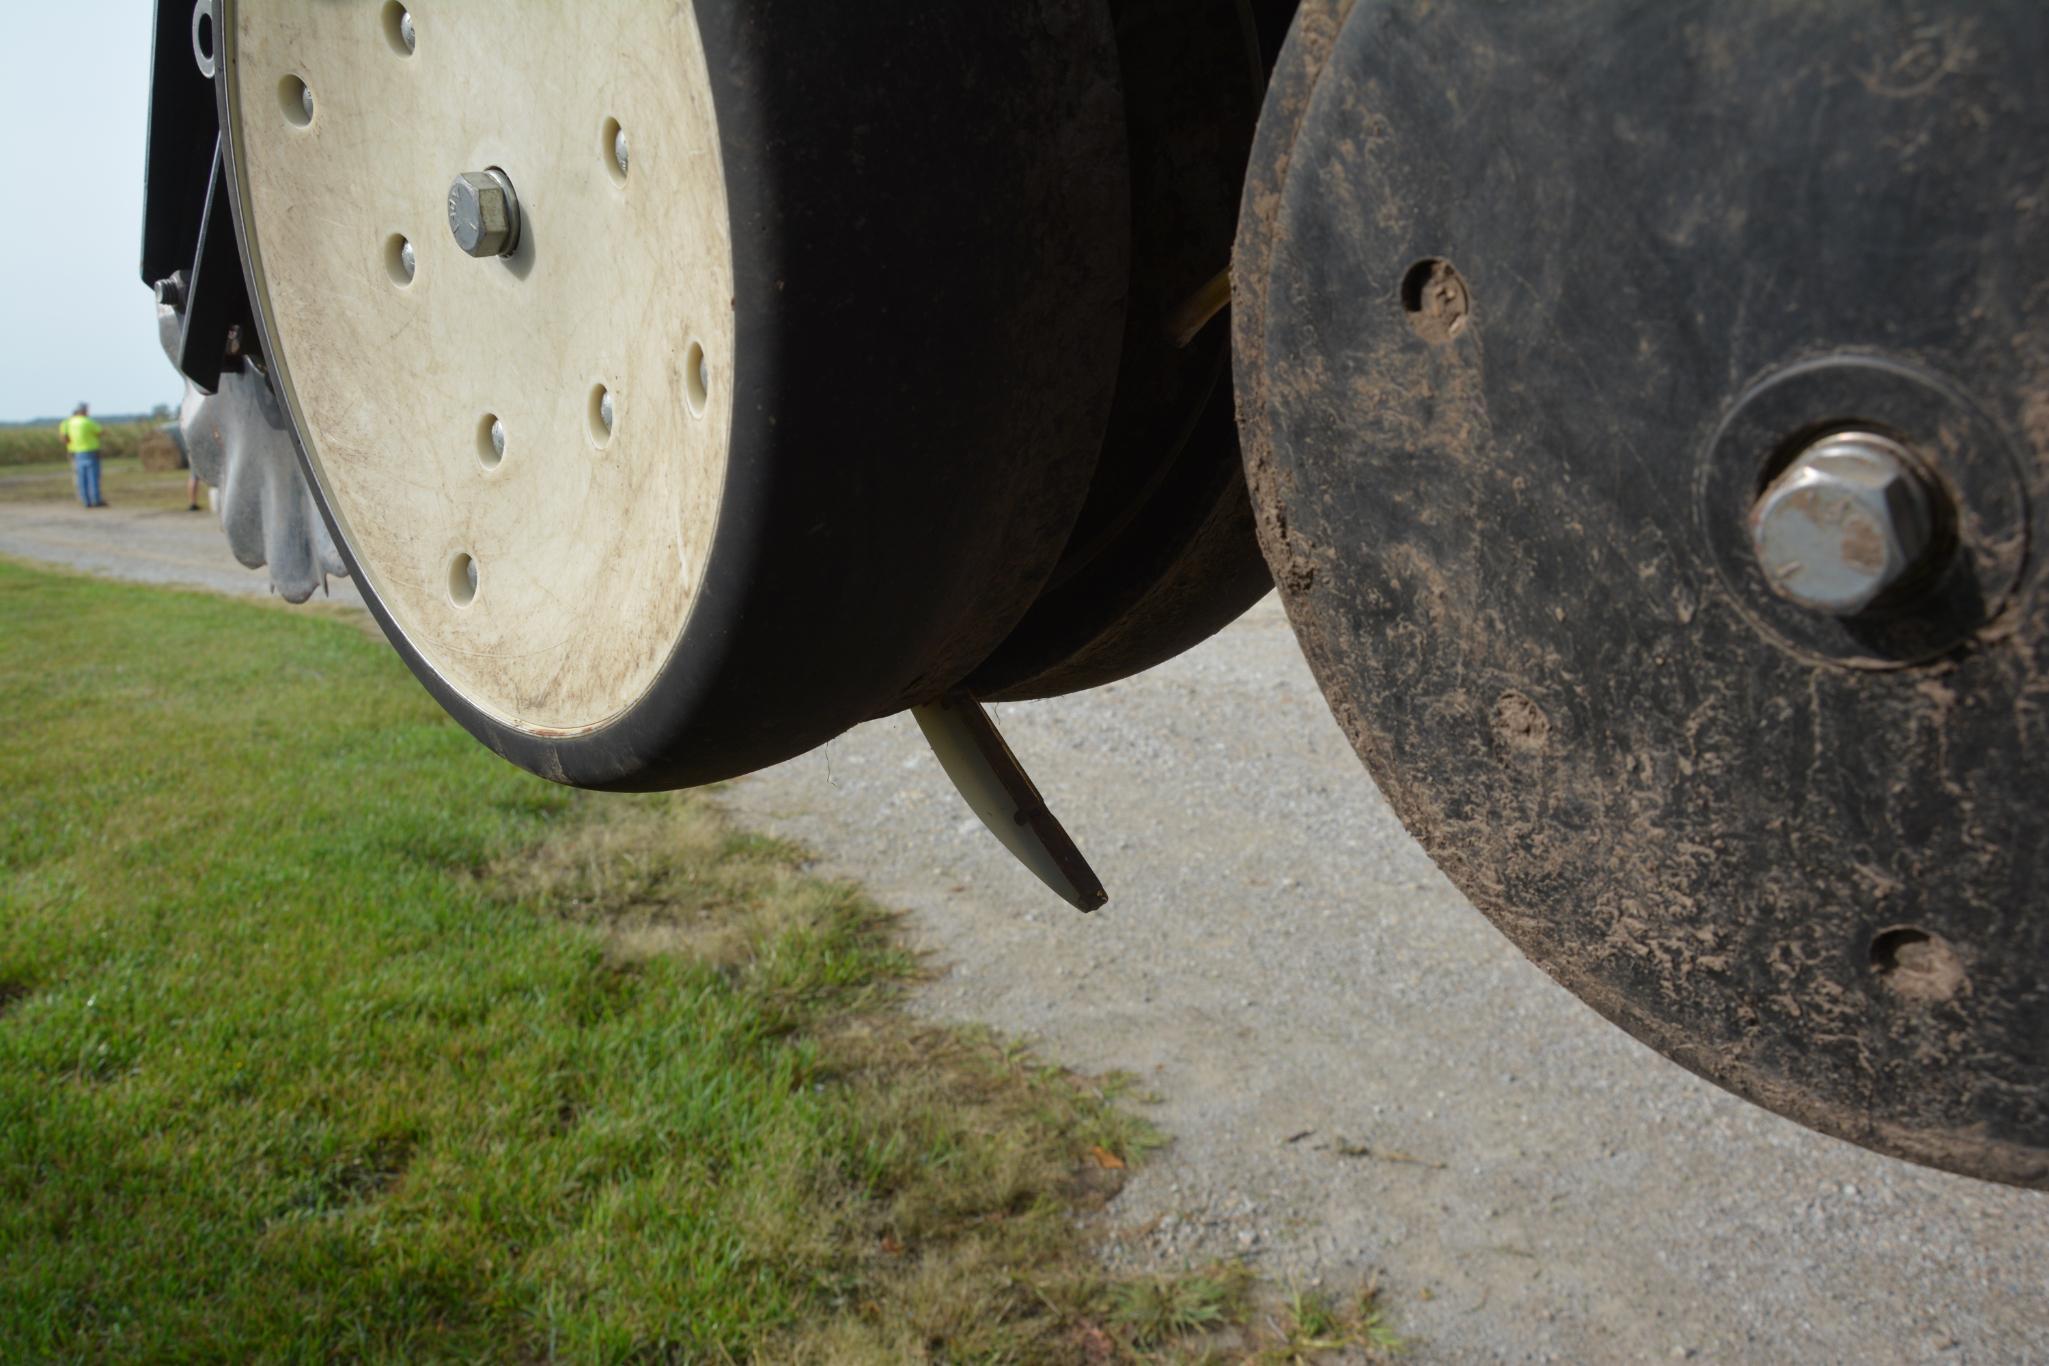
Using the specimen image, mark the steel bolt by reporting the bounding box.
[301,83,315,121]
[446,168,522,258]
[1749,431,1937,616]
[612,127,630,178]
[398,238,417,281]
[490,418,506,459]
[598,389,615,432]
[399,9,416,52]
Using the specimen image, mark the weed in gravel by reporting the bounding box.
[1110,1261,1256,1347]
[1256,1278,1407,1363]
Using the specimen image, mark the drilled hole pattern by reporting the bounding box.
[235,5,734,726]
[1869,926,1966,1003]
[603,117,629,185]
[685,341,708,417]
[279,75,314,127]
[383,234,415,287]
[477,414,506,470]
[381,2,416,55]
[448,552,478,607]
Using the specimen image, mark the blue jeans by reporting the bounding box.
[72,450,102,507]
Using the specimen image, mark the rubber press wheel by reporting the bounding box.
[213,1,1128,788]
[1238,0,2049,1186]
[966,0,1285,702]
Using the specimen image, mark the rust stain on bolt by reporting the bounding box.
[1748,431,1937,616]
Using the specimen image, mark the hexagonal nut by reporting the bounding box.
[1748,433,1935,616]
[446,170,520,258]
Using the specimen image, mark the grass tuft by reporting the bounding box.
[1111,1262,1256,1347]
[1255,1278,1407,1363]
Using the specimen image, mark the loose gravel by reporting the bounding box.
[722,595,2049,1364]
[0,493,362,607]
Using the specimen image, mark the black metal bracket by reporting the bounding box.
[143,0,254,393]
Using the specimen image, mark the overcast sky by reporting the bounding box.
[0,1,170,421]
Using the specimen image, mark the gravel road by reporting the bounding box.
[7,498,2043,1361]
[722,596,2049,1364]
[0,485,361,607]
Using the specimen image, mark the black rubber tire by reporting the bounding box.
[963,0,1286,700]
[1237,0,2049,1187]
[241,2,1130,789]
[973,384,1269,701]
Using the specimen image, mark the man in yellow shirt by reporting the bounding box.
[58,402,105,508]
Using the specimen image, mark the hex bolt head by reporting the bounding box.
[446,168,522,258]
[1749,431,1938,616]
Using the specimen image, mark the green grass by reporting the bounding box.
[0,560,1180,1361]
[1256,1283,1406,1363]
[1112,1263,1255,1348]
[0,557,1405,1362]
[0,420,159,468]
[0,456,196,512]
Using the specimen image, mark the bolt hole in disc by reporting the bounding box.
[587,384,614,448]
[1869,927,1965,1003]
[685,341,708,417]
[602,117,629,184]
[447,552,478,607]
[477,414,505,470]
[278,74,313,127]
[1399,256,1470,344]
[382,234,415,287]
[380,2,415,56]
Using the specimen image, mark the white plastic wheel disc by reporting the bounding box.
[219,1,733,734]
